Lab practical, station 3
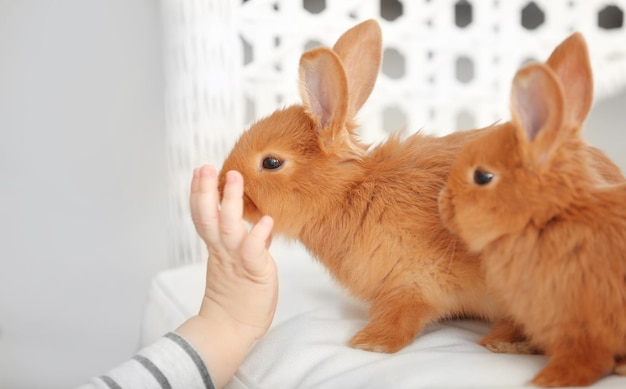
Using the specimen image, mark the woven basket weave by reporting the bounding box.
[161,0,626,265]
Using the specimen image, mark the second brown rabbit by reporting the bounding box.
[439,59,626,387]
[219,21,623,354]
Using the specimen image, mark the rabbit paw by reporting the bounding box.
[482,340,537,355]
[480,319,538,355]
[349,324,414,353]
[532,355,611,387]
[350,291,434,353]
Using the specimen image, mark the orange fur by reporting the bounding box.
[218,22,623,358]
[218,20,501,353]
[439,45,626,387]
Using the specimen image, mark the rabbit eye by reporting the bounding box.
[473,169,494,185]
[262,156,282,170]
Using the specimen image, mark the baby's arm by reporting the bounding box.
[176,166,277,389]
[78,332,216,389]
[78,166,276,389]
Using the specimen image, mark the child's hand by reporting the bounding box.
[177,165,277,388]
[190,165,277,339]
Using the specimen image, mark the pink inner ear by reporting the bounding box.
[299,49,348,131]
[514,80,550,142]
[303,69,334,128]
[511,64,565,144]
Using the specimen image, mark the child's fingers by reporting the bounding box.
[219,170,248,250]
[241,215,275,275]
[190,167,200,193]
[190,165,221,245]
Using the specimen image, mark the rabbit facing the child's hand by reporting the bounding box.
[218,19,500,353]
[439,53,626,386]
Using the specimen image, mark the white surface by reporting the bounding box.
[0,1,168,388]
[144,238,626,388]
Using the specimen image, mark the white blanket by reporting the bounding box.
[142,238,626,388]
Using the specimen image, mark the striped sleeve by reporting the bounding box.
[76,332,216,389]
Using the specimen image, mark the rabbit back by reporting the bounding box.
[295,128,500,321]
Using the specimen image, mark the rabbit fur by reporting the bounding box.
[219,21,623,356]
[438,37,626,386]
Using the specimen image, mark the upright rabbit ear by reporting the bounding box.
[545,32,593,126]
[511,63,566,164]
[299,47,349,133]
[332,19,382,120]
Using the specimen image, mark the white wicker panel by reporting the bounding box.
[161,0,243,264]
[163,0,626,265]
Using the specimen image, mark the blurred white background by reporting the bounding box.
[0,1,625,388]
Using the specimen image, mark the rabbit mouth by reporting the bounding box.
[243,192,254,207]
[243,193,260,217]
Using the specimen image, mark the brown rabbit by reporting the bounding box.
[475,32,625,357]
[218,19,500,353]
[438,59,626,386]
[218,22,622,354]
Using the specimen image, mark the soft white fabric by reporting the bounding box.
[142,238,626,388]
